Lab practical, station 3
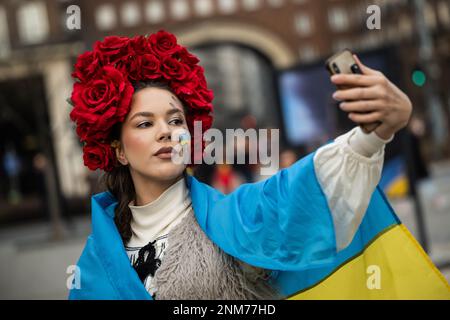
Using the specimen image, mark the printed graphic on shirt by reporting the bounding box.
[125,234,168,297]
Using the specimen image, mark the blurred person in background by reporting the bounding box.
[280,149,298,169]
[3,143,22,205]
[211,162,244,194]
[406,115,429,184]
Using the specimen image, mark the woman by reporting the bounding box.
[68,30,413,300]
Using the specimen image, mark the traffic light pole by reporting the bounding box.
[410,0,450,254]
[412,0,448,159]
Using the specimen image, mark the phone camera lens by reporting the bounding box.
[351,64,362,74]
[332,63,340,74]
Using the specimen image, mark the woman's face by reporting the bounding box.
[116,87,189,183]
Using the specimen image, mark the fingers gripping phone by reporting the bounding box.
[326,49,380,133]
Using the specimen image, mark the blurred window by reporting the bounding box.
[267,0,284,8]
[17,1,49,44]
[294,12,313,36]
[170,0,190,20]
[424,2,437,29]
[0,6,9,57]
[437,1,450,26]
[242,0,261,11]
[121,2,141,27]
[145,0,165,24]
[96,4,117,31]
[217,0,237,15]
[194,0,213,17]
[328,6,349,32]
[398,15,413,38]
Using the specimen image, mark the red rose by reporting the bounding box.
[149,30,181,57]
[129,35,153,56]
[175,46,200,66]
[140,54,162,80]
[70,66,134,131]
[94,36,131,65]
[192,66,208,88]
[75,122,110,142]
[171,68,201,95]
[129,54,161,81]
[72,50,101,83]
[161,56,189,81]
[173,82,196,96]
[186,87,214,109]
[82,141,115,171]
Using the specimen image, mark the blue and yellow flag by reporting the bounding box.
[287,222,449,299]
[189,153,450,300]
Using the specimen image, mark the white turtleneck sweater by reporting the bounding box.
[125,177,192,296]
[127,177,192,247]
[125,126,393,297]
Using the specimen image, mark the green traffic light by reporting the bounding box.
[412,70,426,87]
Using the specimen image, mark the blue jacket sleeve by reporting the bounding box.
[191,153,338,272]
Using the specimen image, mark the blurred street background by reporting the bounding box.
[0,0,449,299]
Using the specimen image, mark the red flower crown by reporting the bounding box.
[69,30,214,172]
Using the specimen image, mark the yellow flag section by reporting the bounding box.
[288,224,450,300]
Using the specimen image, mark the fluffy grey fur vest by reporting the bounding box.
[153,209,282,300]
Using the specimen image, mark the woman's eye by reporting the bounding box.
[170,118,184,125]
[137,121,152,128]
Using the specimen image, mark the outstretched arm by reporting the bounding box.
[319,54,412,250]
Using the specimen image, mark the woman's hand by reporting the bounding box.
[330,54,413,140]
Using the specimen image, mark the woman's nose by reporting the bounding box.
[156,122,171,142]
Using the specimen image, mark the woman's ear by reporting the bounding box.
[111,140,129,166]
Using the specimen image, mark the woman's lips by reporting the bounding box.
[155,151,172,159]
[154,146,173,159]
